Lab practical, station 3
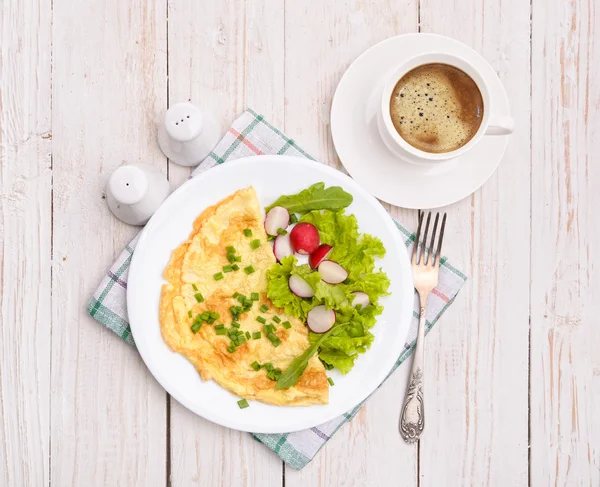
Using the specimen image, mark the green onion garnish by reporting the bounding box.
[201,311,210,320]
[273,316,281,323]
[206,318,215,325]
[271,338,281,347]
[226,253,236,263]
[244,265,255,274]
[227,328,237,337]
[289,213,298,224]
[250,239,261,249]
[215,324,225,330]
[282,321,292,329]
[252,332,261,340]
[260,304,269,313]
[232,321,240,328]
[250,361,261,371]
[195,293,204,303]
[223,264,233,273]
[216,328,226,335]
[327,377,335,386]
[237,294,247,303]
[226,246,236,254]
[267,235,276,242]
[276,228,287,235]
[237,336,246,344]
[231,263,240,271]
[191,322,201,333]
[192,283,198,291]
[233,292,240,299]
[251,292,259,301]
[245,331,251,340]
[256,316,266,324]
[234,256,242,262]
[267,332,277,342]
[237,398,249,409]
[214,272,224,281]
[264,324,275,334]
[264,363,274,372]
[188,310,193,318]
[210,311,219,320]
[227,345,236,353]
[243,228,253,237]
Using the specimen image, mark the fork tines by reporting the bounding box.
[412,210,447,266]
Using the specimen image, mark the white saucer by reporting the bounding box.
[330,33,512,209]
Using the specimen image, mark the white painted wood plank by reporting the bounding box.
[50,0,168,485]
[416,1,531,486]
[167,1,284,485]
[283,1,419,485]
[530,0,600,485]
[0,0,52,484]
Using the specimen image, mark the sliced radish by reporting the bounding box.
[290,222,320,255]
[289,274,315,298]
[351,291,370,308]
[309,244,333,270]
[264,206,290,236]
[307,305,336,333]
[318,260,348,284]
[273,233,293,261]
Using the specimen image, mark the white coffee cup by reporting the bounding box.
[377,52,514,164]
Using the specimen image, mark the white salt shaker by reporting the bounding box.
[157,102,221,166]
[106,163,171,226]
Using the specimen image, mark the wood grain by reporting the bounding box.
[418,0,531,485]
[0,0,52,485]
[530,0,600,485]
[283,1,419,485]
[50,0,168,485]
[166,1,284,485]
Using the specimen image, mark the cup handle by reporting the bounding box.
[485,116,515,135]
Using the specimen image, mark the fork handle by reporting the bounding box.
[399,298,427,443]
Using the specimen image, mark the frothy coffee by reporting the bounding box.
[389,63,484,153]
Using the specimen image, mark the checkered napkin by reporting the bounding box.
[88,108,467,470]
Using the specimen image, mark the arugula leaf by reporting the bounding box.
[265,182,353,214]
[275,326,342,389]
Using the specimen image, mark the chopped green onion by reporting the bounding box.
[231,263,240,271]
[264,324,275,334]
[267,332,277,342]
[237,336,246,345]
[282,321,292,329]
[234,256,242,262]
[243,228,253,237]
[271,338,281,347]
[327,377,335,386]
[216,328,227,335]
[250,361,261,371]
[289,213,298,224]
[223,264,233,273]
[260,304,269,313]
[252,332,262,340]
[214,272,224,281]
[226,246,236,254]
[195,293,204,303]
[232,321,241,328]
[206,318,215,324]
[192,283,198,291]
[245,331,251,340]
[244,265,255,274]
[273,316,281,324]
[267,368,282,381]
[276,228,287,235]
[191,322,202,333]
[237,398,249,409]
[264,363,274,372]
[227,345,236,353]
[200,311,210,320]
[215,324,225,330]
[242,298,253,308]
[210,311,219,320]
[256,316,266,324]
[237,294,247,303]
[251,292,259,301]
[227,328,238,337]
[267,235,276,242]
[233,292,240,299]
[226,253,236,263]
[188,310,193,318]
[250,239,261,249]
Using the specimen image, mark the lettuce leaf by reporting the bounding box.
[265,182,353,214]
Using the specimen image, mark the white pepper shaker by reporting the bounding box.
[157,102,221,166]
[106,163,171,226]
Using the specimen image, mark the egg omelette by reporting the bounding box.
[159,187,329,406]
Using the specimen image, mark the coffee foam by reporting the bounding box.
[389,64,484,153]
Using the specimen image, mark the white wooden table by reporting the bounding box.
[1,0,598,485]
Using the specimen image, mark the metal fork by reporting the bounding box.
[399,210,447,444]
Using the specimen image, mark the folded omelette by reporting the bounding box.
[159,187,329,406]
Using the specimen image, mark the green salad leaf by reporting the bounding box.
[265,182,353,214]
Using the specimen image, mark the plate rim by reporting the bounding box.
[127,155,414,433]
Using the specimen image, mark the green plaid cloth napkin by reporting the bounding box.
[88,108,467,470]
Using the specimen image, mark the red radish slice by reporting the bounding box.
[351,291,370,308]
[288,274,315,298]
[264,206,290,236]
[273,233,293,261]
[307,305,336,333]
[290,222,320,255]
[309,244,333,270]
[318,260,348,284]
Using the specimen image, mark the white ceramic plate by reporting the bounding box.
[331,33,512,209]
[128,155,413,433]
